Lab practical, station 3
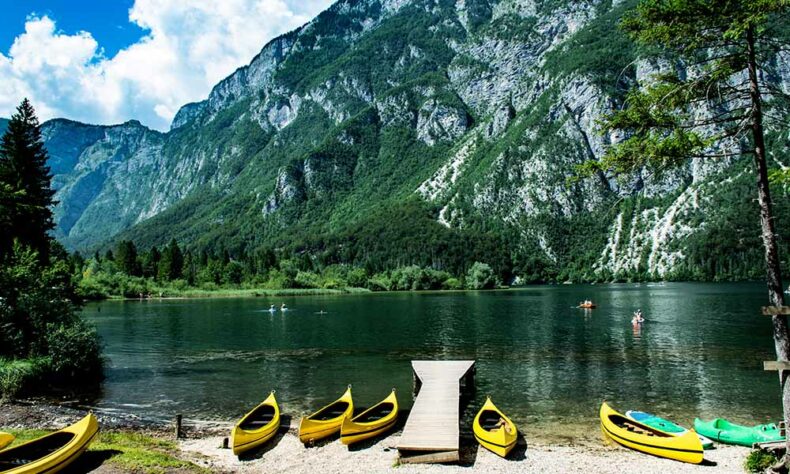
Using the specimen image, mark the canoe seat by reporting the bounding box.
[246,420,271,427]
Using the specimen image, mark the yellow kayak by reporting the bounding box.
[600,402,703,464]
[0,413,99,474]
[0,434,13,451]
[340,389,398,445]
[473,396,518,457]
[231,391,280,455]
[299,386,353,444]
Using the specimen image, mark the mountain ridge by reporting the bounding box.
[24,0,790,282]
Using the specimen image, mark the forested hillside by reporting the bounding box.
[28,0,790,284]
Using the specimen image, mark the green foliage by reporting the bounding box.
[0,99,56,262]
[544,0,639,96]
[115,240,141,276]
[466,262,498,289]
[0,242,102,398]
[0,357,49,400]
[158,238,183,281]
[46,320,102,380]
[745,449,778,473]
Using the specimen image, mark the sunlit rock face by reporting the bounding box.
[38,0,789,280]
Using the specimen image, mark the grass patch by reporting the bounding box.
[0,358,51,400]
[147,286,371,299]
[745,449,778,473]
[4,428,206,473]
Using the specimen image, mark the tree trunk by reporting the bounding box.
[747,25,790,457]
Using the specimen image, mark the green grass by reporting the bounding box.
[4,428,207,474]
[151,286,371,299]
[0,358,51,400]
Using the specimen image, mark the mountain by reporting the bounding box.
[37,0,790,282]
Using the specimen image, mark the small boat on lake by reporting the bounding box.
[340,389,398,445]
[626,410,713,449]
[0,412,98,474]
[694,418,784,447]
[299,386,353,444]
[231,391,280,455]
[600,402,703,464]
[473,396,518,458]
[0,433,13,450]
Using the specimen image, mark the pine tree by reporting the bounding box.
[142,246,160,279]
[583,0,790,459]
[116,240,141,276]
[0,99,56,262]
[158,239,184,281]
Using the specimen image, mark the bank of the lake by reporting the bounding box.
[82,283,782,432]
[0,402,752,473]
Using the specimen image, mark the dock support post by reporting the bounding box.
[175,414,183,439]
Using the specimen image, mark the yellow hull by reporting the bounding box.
[600,402,703,464]
[231,391,280,455]
[0,413,99,474]
[340,389,398,445]
[299,387,353,443]
[0,433,13,450]
[473,397,518,458]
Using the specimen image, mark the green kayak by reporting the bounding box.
[693,418,784,447]
[626,410,714,449]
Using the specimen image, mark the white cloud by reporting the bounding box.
[0,0,334,131]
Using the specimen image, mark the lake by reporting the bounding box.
[83,282,783,439]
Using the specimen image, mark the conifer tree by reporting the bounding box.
[583,0,790,459]
[0,99,55,262]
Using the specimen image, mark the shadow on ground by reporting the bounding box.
[238,415,292,460]
[61,449,121,473]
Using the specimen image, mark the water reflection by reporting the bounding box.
[84,283,781,436]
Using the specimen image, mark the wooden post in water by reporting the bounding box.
[175,414,183,439]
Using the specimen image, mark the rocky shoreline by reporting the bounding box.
[0,401,752,473]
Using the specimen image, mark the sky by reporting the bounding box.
[0,0,335,131]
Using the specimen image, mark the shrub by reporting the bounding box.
[466,262,498,290]
[46,321,103,381]
[745,450,778,473]
[295,271,321,288]
[0,357,50,400]
[442,277,463,290]
[367,273,392,291]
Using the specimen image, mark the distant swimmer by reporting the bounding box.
[631,309,645,325]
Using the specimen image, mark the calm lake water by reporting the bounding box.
[83,282,783,437]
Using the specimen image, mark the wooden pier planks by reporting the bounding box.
[397,360,475,461]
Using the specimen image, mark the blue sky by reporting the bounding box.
[0,0,334,130]
[0,1,144,58]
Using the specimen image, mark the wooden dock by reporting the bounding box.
[398,360,475,464]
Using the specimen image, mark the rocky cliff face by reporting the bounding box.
[37,0,790,281]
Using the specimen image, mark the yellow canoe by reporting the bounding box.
[231,391,280,455]
[473,396,518,457]
[600,402,703,464]
[0,412,99,474]
[0,433,13,451]
[340,389,398,445]
[298,386,353,444]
